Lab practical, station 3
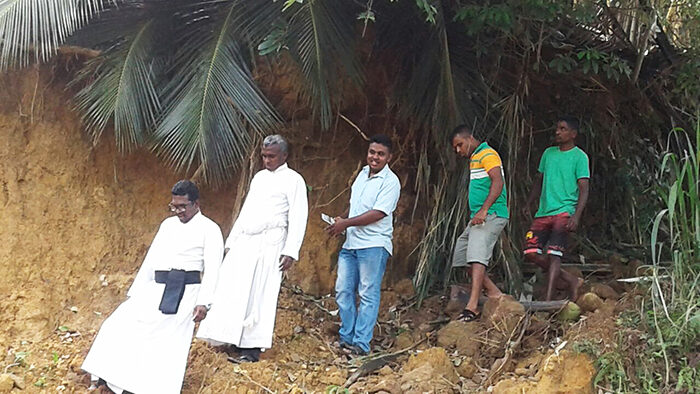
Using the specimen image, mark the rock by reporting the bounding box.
[7,375,24,390]
[483,295,525,334]
[456,357,477,379]
[378,365,393,376]
[393,331,413,350]
[513,352,543,377]
[493,350,595,394]
[401,347,460,392]
[446,285,468,314]
[445,299,464,315]
[393,278,415,299]
[401,363,457,393]
[558,302,581,321]
[370,379,401,394]
[514,367,530,375]
[591,283,619,300]
[0,374,14,392]
[436,321,481,356]
[577,292,604,312]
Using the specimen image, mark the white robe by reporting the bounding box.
[82,212,223,394]
[197,163,308,349]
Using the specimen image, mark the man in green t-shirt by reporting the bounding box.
[450,125,509,322]
[523,116,590,301]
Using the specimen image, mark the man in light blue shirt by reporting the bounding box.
[326,134,401,355]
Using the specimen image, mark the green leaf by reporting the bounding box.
[283,0,303,12]
[58,325,70,332]
[357,10,375,22]
[73,19,160,152]
[257,22,287,56]
[154,2,282,185]
[34,377,45,387]
[0,0,108,70]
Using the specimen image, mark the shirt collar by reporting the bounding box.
[470,142,489,159]
[180,211,201,225]
[270,162,289,173]
[362,164,390,179]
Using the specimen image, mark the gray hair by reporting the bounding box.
[262,134,288,153]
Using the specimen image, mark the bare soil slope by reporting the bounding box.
[0,61,425,392]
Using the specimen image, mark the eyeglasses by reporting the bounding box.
[168,202,194,212]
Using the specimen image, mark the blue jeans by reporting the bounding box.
[335,247,389,353]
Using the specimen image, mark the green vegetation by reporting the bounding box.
[641,123,699,391]
[577,123,699,392]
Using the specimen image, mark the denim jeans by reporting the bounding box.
[335,247,389,353]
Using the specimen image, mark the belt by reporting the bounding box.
[154,270,201,314]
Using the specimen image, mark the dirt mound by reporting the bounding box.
[483,295,526,334]
[493,350,595,394]
[436,321,482,357]
[399,347,460,393]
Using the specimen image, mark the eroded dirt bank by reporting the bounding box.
[0,60,637,394]
[0,59,425,392]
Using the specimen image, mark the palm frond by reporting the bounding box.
[284,0,363,130]
[384,2,487,139]
[154,2,281,186]
[73,18,160,151]
[0,0,108,69]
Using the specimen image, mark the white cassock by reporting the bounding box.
[82,212,223,394]
[197,162,308,349]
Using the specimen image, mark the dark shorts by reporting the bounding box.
[523,212,570,257]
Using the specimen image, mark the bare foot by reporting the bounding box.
[570,277,584,301]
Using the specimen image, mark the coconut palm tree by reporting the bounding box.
[0,0,368,185]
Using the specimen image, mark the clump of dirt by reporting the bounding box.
[399,347,460,392]
[493,350,596,394]
[483,295,526,336]
[437,321,482,357]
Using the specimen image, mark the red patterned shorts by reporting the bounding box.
[523,212,570,257]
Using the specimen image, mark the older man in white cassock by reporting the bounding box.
[196,134,308,363]
[82,180,223,394]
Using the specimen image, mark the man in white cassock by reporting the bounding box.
[82,180,223,394]
[196,134,308,363]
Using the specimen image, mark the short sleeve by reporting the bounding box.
[537,149,548,173]
[575,151,590,179]
[372,176,400,216]
[480,151,503,172]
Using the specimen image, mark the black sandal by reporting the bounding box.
[456,309,480,322]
